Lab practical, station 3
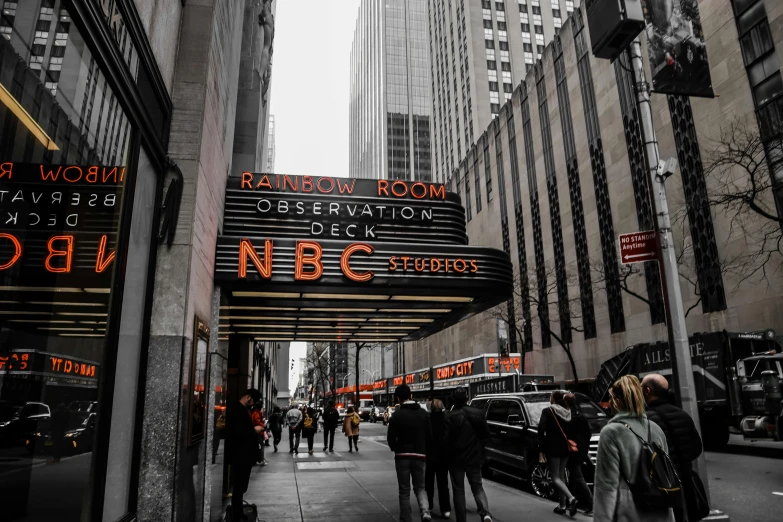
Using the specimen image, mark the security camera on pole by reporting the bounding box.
[584,0,714,503]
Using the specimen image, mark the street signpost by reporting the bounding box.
[619,230,658,264]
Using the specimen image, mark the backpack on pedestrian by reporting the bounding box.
[351,412,360,427]
[623,421,682,512]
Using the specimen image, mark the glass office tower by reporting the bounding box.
[350,0,432,182]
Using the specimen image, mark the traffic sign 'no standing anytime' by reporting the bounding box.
[619,230,659,264]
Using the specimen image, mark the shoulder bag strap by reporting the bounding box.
[550,407,569,440]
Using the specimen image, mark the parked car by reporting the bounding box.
[357,399,375,421]
[67,401,98,429]
[0,401,51,447]
[368,406,382,423]
[469,391,607,499]
[27,413,97,456]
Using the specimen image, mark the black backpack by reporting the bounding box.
[623,422,682,512]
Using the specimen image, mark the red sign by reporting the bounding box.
[619,231,658,264]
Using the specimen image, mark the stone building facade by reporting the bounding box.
[406,0,783,382]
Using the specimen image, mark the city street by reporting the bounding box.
[239,422,782,522]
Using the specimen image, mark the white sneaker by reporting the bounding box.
[482,514,492,522]
[443,511,451,518]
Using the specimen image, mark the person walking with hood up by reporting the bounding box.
[538,390,578,517]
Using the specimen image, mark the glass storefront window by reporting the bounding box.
[0,1,134,520]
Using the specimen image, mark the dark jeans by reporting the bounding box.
[567,457,593,510]
[348,435,358,450]
[305,430,315,451]
[425,463,451,513]
[289,426,300,451]
[231,459,253,518]
[395,459,430,522]
[272,429,282,448]
[450,465,489,522]
[323,426,336,449]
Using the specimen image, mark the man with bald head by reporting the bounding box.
[642,374,703,522]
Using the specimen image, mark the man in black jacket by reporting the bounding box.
[642,374,703,522]
[387,384,432,522]
[227,388,263,521]
[322,400,340,452]
[444,387,493,522]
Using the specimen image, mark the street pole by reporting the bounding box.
[628,39,709,489]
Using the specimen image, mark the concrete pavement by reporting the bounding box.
[241,422,593,522]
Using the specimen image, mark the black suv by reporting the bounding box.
[469,391,608,498]
[0,401,51,447]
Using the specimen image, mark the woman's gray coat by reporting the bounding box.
[593,412,675,522]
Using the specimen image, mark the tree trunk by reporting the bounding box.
[550,330,579,384]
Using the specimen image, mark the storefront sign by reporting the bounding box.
[0,162,124,284]
[432,354,523,389]
[0,349,100,387]
[389,368,432,393]
[373,379,389,391]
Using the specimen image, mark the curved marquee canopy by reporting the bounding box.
[215,173,513,343]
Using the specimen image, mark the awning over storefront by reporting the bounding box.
[214,174,513,342]
[431,353,523,389]
[388,367,432,395]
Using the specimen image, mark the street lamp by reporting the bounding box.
[341,372,352,388]
[361,369,380,382]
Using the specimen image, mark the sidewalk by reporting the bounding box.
[241,424,592,522]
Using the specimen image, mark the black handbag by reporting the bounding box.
[685,469,710,521]
[652,407,710,521]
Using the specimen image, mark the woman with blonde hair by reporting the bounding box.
[593,375,674,522]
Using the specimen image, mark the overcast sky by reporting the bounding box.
[269,0,361,182]
[270,1,362,394]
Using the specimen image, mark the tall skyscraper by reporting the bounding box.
[429,0,578,183]
[350,0,432,181]
[265,114,276,172]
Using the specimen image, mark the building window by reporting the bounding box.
[533,6,541,14]
[502,61,511,71]
[537,44,544,54]
[524,43,533,52]
[491,103,500,114]
[504,83,513,93]
[534,24,544,34]
[499,41,509,51]
[498,21,507,31]
[485,39,494,49]
[552,8,561,17]
[484,28,494,39]
[484,19,493,29]
[489,81,499,91]
[496,1,505,11]
[485,143,493,202]
[521,22,530,32]
[487,59,497,70]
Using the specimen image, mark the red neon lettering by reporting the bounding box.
[0,233,22,270]
[316,176,335,193]
[391,181,408,197]
[0,162,13,179]
[238,239,273,279]
[430,184,446,200]
[241,172,253,189]
[341,243,374,282]
[295,241,323,281]
[95,235,116,273]
[336,179,356,194]
[102,167,120,183]
[45,236,74,273]
[85,166,99,183]
[62,166,83,183]
[378,180,389,196]
[410,182,427,199]
[40,165,62,181]
[301,176,314,193]
[255,175,272,189]
[283,175,298,191]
